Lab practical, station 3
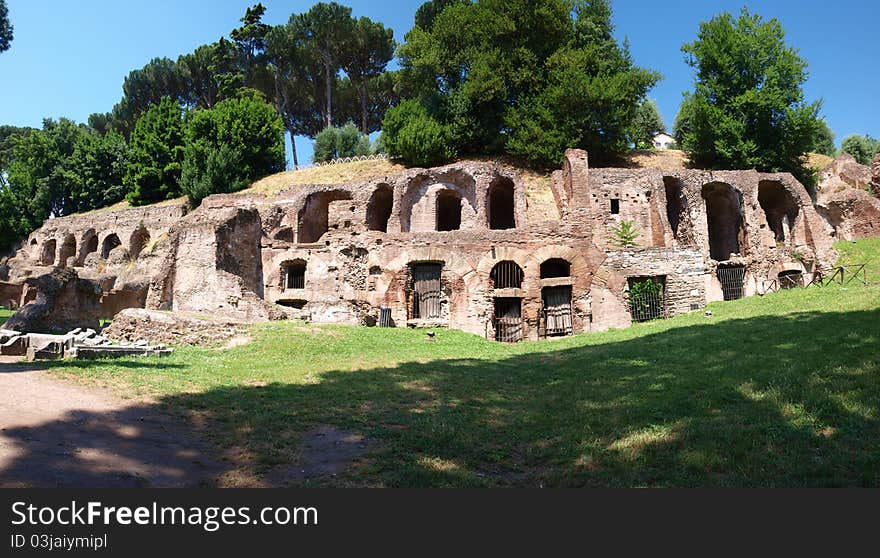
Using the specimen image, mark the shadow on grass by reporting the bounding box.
[1,308,878,487]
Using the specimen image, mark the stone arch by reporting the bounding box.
[57,234,76,268]
[758,180,799,243]
[701,181,744,261]
[490,260,524,289]
[540,258,571,278]
[297,189,353,243]
[399,171,477,233]
[40,239,56,266]
[366,183,393,232]
[487,176,516,230]
[101,233,122,259]
[129,225,151,260]
[79,229,98,264]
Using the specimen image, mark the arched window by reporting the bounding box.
[488,177,515,229]
[491,261,524,289]
[367,184,393,232]
[540,258,570,279]
[282,260,306,290]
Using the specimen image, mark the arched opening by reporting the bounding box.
[436,190,462,231]
[101,234,121,259]
[297,190,353,243]
[282,260,307,290]
[540,258,571,279]
[701,182,744,261]
[129,226,151,260]
[664,177,685,239]
[366,184,393,232]
[778,269,803,289]
[40,239,57,266]
[79,230,98,264]
[57,234,76,268]
[488,177,516,230]
[717,264,746,301]
[758,180,799,242]
[491,261,524,289]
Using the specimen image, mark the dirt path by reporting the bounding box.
[0,356,221,487]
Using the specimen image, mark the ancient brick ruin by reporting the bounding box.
[1,149,839,343]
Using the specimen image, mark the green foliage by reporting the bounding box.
[611,219,640,248]
[340,17,396,134]
[380,99,455,166]
[629,99,666,149]
[181,96,285,205]
[677,8,821,183]
[312,122,371,163]
[812,119,836,156]
[394,0,659,167]
[840,134,880,165]
[124,98,186,206]
[630,277,663,298]
[0,0,11,52]
[66,130,129,213]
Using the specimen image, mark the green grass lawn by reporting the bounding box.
[0,308,13,322]
[47,239,880,487]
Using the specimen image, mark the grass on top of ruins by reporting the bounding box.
[43,238,880,488]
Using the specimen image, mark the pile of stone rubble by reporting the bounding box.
[0,327,172,362]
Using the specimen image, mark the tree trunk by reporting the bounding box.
[290,129,299,170]
[360,79,368,135]
[323,59,333,128]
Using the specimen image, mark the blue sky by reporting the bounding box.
[1,0,877,168]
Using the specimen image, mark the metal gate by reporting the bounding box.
[628,278,666,322]
[412,264,442,319]
[717,265,745,301]
[494,298,523,342]
[542,286,573,337]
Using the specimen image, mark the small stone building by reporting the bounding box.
[3,149,837,341]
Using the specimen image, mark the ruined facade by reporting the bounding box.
[2,149,837,342]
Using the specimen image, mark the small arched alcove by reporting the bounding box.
[540,258,571,279]
[58,234,76,267]
[41,239,57,266]
[436,189,462,231]
[101,233,122,259]
[129,226,151,260]
[487,176,516,230]
[366,184,393,232]
[298,190,353,243]
[758,180,799,243]
[701,182,744,261]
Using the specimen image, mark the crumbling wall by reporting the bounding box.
[3,268,102,333]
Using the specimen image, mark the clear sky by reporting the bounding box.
[1,0,877,168]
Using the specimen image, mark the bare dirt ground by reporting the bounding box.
[0,356,221,487]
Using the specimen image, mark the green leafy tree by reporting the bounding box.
[0,0,12,53]
[340,17,395,134]
[180,95,285,205]
[380,99,454,166]
[312,122,371,162]
[293,2,355,128]
[231,4,271,88]
[840,134,879,165]
[177,40,243,110]
[811,119,836,156]
[65,130,128,213]
[394,0,659,167]
[124,98,186,205]
[611,219,640,248]
[629,99,666,149]
[677,8,821,182]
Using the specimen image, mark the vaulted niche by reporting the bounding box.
[491,260,524,289]
[701,182,744,261]
[367,184,393,232]
[101,233,121,259]
[488,176,516,230]
[129,225,151,260]
[40,239,56,265]
[758,180,799,242]
[664,177,685,239]
[58,234,76,267]
[436,189,462,231]
[79,229,98,264]
[540,258,571,279]
[298,190,353,243]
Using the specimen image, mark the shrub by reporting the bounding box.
[611,220,640,248]
[313,122,371,163]
[380,99,454,167]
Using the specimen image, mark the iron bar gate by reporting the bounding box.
[541,286,573,337]
[412,264,442,319]
[717,265,745,301]
[493,298,523,342]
